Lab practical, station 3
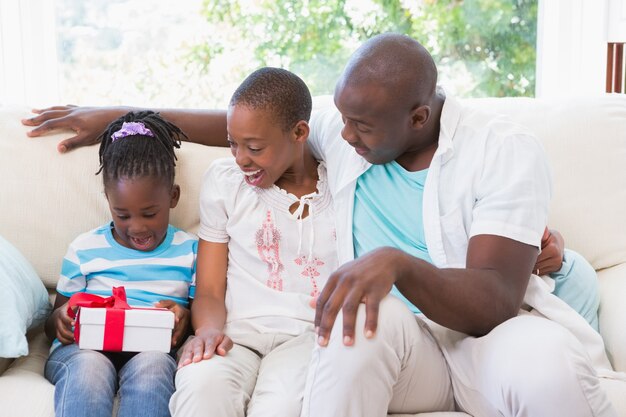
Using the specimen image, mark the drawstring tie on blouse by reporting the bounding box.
[293,191,316,262]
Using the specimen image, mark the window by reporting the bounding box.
[4,0,543,106]
[55,0,221,107]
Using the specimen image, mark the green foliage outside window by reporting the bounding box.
[190,0,537,97]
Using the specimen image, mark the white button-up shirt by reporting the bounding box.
[308,92,552,267]
[308,92,623,380]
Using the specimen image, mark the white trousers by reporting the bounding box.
[301,296,618,417]
[170,331,314,417]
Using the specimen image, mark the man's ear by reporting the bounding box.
[170,184,181,209]
[292,120,310,143]
[411,105,431,129]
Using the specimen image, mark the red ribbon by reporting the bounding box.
[67,286,131,351]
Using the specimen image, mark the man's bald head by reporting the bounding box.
[337,33,438,104]
[333,34,444,167]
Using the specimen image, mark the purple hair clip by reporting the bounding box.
[111,122,155,142]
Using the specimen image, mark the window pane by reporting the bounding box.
[55,0,537,106]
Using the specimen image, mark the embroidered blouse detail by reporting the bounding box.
[252,162,331,295]
[256,210,285,291]
[294,255,324,297]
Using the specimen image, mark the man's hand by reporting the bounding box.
[314,247,403,347]
[21,105,127,153]
[177,326,233,369]
[535,227,565,276]
[155,300,191,348]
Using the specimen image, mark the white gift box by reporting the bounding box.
[77,307,175,353]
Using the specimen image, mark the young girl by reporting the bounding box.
[169,67,337,417]
[44,111,197,417]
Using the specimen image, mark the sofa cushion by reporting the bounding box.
[598,263,626,372]
[0,234,51,357]
[0,330,54,417]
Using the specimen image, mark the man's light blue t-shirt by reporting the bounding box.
[353,161,431,314]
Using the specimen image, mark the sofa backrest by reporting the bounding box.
[0,107,230,289]
[1,95,625,290]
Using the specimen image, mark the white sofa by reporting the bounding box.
[1,94,626,417]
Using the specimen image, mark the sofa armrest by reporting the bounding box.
[597,263,626,372]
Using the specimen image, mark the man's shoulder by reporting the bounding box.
[451,95,537,142]
[309,101,361,172]
[451,101,542,158]
[310,101,343,140]
[440,97,548,186]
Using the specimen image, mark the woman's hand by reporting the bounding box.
[176,326,233,369]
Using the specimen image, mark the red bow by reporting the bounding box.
[67,286,131,351]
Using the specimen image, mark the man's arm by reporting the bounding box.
[315,234,537,345]
[22,105,228,153]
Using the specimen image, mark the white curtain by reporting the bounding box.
[535,0,609,98]
[0,0,59,107]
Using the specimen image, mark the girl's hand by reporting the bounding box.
[52,302,75,345]
[177,326,233,369]
[154,300,190,348]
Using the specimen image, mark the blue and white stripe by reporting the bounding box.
[57,223,197,307]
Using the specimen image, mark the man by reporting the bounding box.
[299,33,613,417]
[23,34,614,416]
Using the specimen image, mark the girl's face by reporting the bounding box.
[226,105,305,189]
[105,176,180,252]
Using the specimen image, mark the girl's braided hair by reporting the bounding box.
[96,110,187,187]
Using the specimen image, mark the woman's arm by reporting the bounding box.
[22,105,228,153]
[177,239,232,367]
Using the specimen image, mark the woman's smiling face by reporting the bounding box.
[227,105,300,189]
